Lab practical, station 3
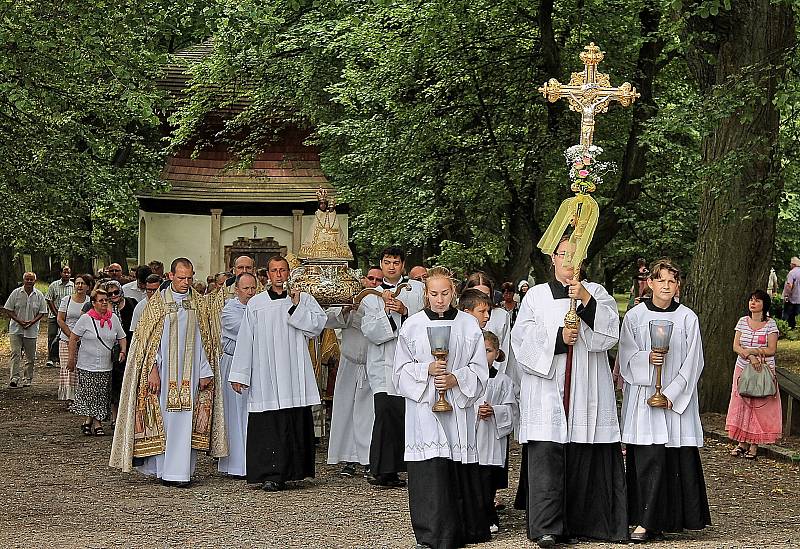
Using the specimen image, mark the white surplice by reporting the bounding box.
[360,278,425,395]
[485,307,511,375]
[475,370,517,466]
[325,306,375,465]
[218,298,249,475]
[618,301,705,447]
[394,309,488,463]
[229,290,326,412]
[510,281,621,445]
[137,290,213,482]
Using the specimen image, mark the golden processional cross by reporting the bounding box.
[535,44,639,417]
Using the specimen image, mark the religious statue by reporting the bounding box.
[298,187,354,261]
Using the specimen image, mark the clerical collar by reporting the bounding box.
[489,366,498,378]
[267,288,288,300]
[381,276,408,289]
[644,298,680,312]
[424,307,458,320]
[170,286,188,298]
[548,280,570,300]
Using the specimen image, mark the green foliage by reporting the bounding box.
[0,0,212,260]
[776,318,791,339]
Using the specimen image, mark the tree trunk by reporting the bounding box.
[683,0,794,412]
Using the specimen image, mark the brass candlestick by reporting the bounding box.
[647,320,674,408]
[431,350,453,413]
[427,326,453,413]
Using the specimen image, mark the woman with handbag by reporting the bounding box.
[56,274,93,402]
[67,288,127,436]
[726,289,782,459]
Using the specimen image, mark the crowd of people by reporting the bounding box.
[1,245,790,549]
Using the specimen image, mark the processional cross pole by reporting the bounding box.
[536,43,639,417]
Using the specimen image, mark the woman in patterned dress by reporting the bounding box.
[56,274,92,402]
[726,289,782,459]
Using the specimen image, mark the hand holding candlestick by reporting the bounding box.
[427,326,454,413]
[647,320,674,408]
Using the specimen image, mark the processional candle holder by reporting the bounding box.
[646,319,674,408]
[427,326,453,413]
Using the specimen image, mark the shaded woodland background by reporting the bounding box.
[1,0,799,410]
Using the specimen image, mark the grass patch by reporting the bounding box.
[614,293,630,315]
[777,337,800,376]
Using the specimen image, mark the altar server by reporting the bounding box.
[229,255,327,491]
[217,272,257,477]
[475,330,517,533]
[510,237,627,547]
[360,246,424,487]
[618,259,711,542]
[326,267,383,476]
[394,266,490,548]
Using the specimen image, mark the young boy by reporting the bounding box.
[459,288,493,330]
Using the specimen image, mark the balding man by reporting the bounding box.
[3,272,48,387]
[409,266,427,282]
[107,263,124,281]
[226,256,260,299]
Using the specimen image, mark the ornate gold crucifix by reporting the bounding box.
[535,45,639,409]
[539,43,639,148]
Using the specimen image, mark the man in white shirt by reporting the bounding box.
[45,266,74,368]
[3,272,48,387]
[121,265,152,303]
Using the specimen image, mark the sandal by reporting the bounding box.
[744,450,757,460]
[81,423,92,436]
[93,426,106,436]
[730,446,746,457]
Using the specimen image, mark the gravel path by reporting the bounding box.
[0,333,798,548]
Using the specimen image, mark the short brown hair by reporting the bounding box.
[483,330,506,363]
[90,288,108,302]
[459,288,493,312]
[649,259,681,282]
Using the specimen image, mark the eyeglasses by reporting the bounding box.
[366,276,383,282]
[145,288,158,294]
[107,290,121,296]
[108,269,121,273]
[96,299,108,303]
[553,252,568,258]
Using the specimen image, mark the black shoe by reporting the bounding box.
[368,474,406,488]
[261,480,285,492]
[8,380,18,388]
[536,534,556,548]
[160,479,190,488]
[340,463,357,477]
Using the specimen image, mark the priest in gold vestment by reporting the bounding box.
[110,258,227,486]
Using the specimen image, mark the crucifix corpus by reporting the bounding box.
[536,43,639,417]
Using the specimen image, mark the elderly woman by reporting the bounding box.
[56,274,92,402]
[67,289,127,436]
[726,289,782,459]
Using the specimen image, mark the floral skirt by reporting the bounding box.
[726,365,782,444]
[57,340,77,401]
[70,369,112,421]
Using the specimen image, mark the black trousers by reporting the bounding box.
[525,441,628,542]
[408,458,490,549]
[369,392,406,475]
[626,444,711,533]
[246,407,315,484]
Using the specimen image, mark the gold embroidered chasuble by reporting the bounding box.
[110,286,228,472]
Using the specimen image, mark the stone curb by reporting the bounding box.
[704,426,800,464]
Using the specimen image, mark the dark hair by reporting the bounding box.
[748,289,771,321]
[459,288,493,311]
[267,255,290,269]
[379,246,405,263]
[148,260,164,270]
[483,331,507,363]
[136,265,153,284]
[368,265,382,272]
[465,271,494,297]
[145,274,162,285]
[170,257,194,273]
[74,274,94,288]
[501,281,514,293]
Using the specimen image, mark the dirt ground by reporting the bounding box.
[1,332,799,548]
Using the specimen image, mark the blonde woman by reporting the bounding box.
[394,267,490,548]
